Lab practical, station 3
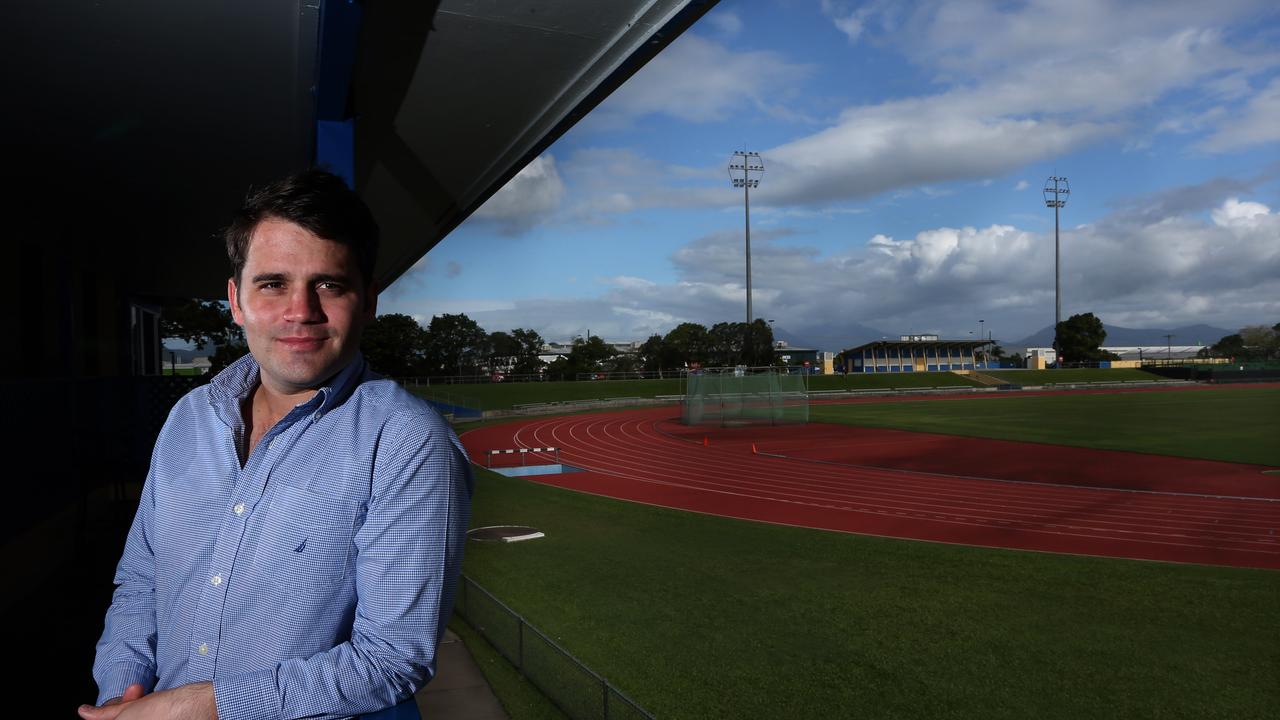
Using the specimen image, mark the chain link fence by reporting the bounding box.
[454,575,654,720]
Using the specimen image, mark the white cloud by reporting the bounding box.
[398,299,516,318]
[588,34,814,125]
[554,147,726,225]
[703,10,742,37]
[1199,77,1280,151]
[1015,180,1029,191]
[898,1,1271,76]
[749,17,1276,205]
[757,106,1112,206]
[472,155,565,234]
[1211,197,1271,228]
[562,4,1279,219]
[484,1,1280,240]
[427,192,1280,344]
[820,0,898,44]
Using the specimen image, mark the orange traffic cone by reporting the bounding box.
[752,443,758,454]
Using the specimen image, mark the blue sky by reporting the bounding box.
[381,0,1280,348]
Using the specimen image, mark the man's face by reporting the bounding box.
[228,218,376,396]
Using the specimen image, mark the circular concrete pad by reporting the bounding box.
[467,525,545,542]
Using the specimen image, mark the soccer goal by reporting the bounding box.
[682,367,809,426]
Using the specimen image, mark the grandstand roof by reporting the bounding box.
[10,0,714,297]
[842,339,994,354]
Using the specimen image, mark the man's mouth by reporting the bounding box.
[278,336,327,350]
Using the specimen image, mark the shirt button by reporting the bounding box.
[198,643,209,656]
[211,575,222,586]
[234,503,245,516]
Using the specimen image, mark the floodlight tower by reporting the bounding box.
[1043,176,1070,363]
[729,151,765,327]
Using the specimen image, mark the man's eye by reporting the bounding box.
[260,282,285,290]
[318,282,345,292]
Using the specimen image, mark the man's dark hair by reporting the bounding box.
[225,168,379,292]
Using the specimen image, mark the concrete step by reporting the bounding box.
[953,371,1007,386]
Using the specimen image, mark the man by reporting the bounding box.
[81,169,473,719]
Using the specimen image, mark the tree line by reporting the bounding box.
[1053,313,1280,365]
[362,314,778,379]
[161,299,779,379]
[1200,322,1280,362]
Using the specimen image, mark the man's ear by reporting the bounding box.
[227,277,245,326]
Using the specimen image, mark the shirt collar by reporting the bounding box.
[208,351,367,417]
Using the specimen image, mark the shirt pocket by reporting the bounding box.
[257,484,359,591]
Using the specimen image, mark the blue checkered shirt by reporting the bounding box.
[93,352,473,719]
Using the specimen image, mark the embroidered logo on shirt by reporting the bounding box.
[294,539,307,553]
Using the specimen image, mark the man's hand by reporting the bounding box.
[79,683,146,715]
[78,682,216,720]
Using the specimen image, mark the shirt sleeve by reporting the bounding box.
[213,410,474,720]
[92,465,160,704]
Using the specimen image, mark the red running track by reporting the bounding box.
[462,406,1280,570]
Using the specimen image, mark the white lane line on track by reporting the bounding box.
[648,416,1280,507]
[497,412,1280,552]
[605,417,1280,530]
[514,412,1280,540]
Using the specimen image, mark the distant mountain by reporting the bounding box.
[773,322,893,353]
[1012,323,1235,349]
[162,344,217,362]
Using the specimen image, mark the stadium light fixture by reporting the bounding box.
[729,151,765,327]
[979,319,986,367]
[1044,176,1070,366]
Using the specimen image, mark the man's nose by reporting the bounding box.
[283,287,326,322]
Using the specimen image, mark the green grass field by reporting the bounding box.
[984,368,1164,384]
[412,369,1171,412]
[408,378,685,411]
[457,384,1280,719]
[412,372,993,411]
[463,468,1279,720]
[810,386,1280,466]
[807,371,981,391]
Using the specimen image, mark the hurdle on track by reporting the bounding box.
[484,447,560,467]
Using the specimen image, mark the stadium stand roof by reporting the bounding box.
[7,0,716,377]
[842,339,994,354]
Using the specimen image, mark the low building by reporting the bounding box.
[771,342,835,374]
[1025,345,1215,368]
[841,335,995,373]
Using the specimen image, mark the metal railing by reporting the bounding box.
[454,575,654,720]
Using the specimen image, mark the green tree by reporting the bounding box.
[1239,324,1280,360]
[510,328,546,375]
[705,319,775,367]
[545,355,570,380]
[1054,312,1117,364]
[160,298,248,374]
[638,334,666,372]
[1204,333,1246,359]
[543,335,616,379]
[607,353,641,373]
[424,313,488,375]
[361,313,429,377]
[744,318,775,366]
[208,343,251,374]
[707,322,744,366]
[662,322,709,368]
[487,330,519,372]
[570,335,615,373]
